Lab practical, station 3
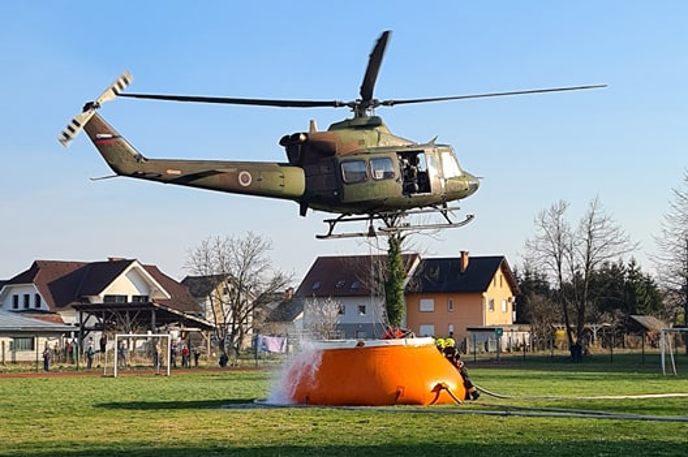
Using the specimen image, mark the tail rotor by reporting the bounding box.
[58,71,132,147]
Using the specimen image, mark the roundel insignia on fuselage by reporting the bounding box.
[238,170,252,187]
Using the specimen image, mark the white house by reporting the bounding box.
[0,258,209,362]
[295,254,421,339]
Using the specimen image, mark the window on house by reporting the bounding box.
[419,324,435,337]
[448,324,454,335]
[335,280,346,289]
[502,299,507,313]
[419,298,434,312]
[103,295,128,303]
[10,337,34,352]
[500,274,503,288]
[338,304,346,315]
[312,281,321,291]
[12,294,19,309]
[358,305,366,316]
[23,294,30,309]
[488,298,495,312]
[131,295,149,303]
[447,298,454,312]
[341,160,368,183]
[350,280,361,289]
[34,294,41,309]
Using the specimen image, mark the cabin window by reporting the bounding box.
[34,294,41,309]
[12,294,19,309]
[23,294,30,309]
[370,157,395,180]
[419,298,434,312]
[441,151,462,178]
[341,160,367,183]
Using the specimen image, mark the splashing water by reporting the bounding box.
[265,340,323,405]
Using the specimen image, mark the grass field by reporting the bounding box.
[1,352,687,456]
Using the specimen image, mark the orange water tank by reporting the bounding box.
[284,338,466,406]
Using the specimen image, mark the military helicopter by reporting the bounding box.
[59,31,604,239]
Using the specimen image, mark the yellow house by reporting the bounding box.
[405,251,520,344]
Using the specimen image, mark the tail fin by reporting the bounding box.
[83,113,147,175]
[58,71,133,147]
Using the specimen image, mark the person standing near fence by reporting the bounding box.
[118,342,128,368]
[86,338,95,369]
[42,344,52,372]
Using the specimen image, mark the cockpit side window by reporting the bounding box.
[341,160,368,183]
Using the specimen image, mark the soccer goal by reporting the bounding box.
[109,333,172,377]
[660,328,688,376]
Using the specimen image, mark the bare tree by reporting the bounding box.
[653,170,688,350]
[524,200,576,346]
[570,197,637,342]
[304,296,343,340]
[525,198,636,356]
[185,232,291,357]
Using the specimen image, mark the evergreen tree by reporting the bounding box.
[384,234,406,327]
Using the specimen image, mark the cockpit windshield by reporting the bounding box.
[440,148,462,178]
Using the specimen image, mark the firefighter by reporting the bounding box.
[455,353,480,400]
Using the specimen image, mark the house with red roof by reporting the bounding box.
[0,258,209,363]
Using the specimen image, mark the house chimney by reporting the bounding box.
[460,251,470,274]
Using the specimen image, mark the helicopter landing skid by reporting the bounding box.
[316,207,474,240]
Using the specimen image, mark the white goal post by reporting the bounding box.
[111,333,172,377]
[660,328,688,376]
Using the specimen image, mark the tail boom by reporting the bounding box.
[84,114,306,201]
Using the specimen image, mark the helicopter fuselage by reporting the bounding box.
[282,116,479,216]
[84,113,479,218]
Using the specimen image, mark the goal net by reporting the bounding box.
[106,333,172,377]
[660,328,688,376]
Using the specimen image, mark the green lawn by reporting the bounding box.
[1,352,687,456]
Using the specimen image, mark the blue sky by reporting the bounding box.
[1,1,686,283]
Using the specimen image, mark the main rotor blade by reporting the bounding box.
[379,84,607,107]
[120,92,346,108]
[360,30,391,103]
